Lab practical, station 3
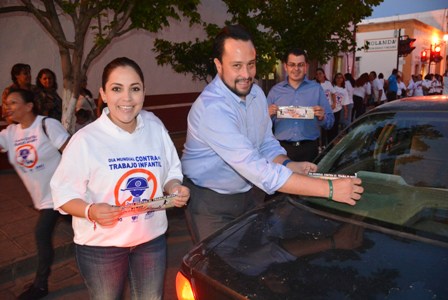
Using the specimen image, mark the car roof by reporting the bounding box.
[368,95,448,114]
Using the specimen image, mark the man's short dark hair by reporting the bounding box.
[282,48,308,64]
[11,63,31,83]
[213,24,253,62]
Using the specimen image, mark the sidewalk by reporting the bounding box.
[0,132,191,299]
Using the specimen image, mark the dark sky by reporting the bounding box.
[370,0,447,18]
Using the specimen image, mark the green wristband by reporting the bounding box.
[328,179,333,201]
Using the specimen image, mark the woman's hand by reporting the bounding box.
[165,180,190,207]
[88,203,122,227]
[169,184,190,207]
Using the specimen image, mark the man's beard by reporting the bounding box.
[223,77,253,98]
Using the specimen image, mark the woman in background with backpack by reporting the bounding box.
[0,88,70,299]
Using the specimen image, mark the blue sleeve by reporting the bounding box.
[198,99,291,194]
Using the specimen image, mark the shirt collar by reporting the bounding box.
[101,107,144,133]
[282,76,313,89]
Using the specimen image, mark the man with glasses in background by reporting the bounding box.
[267,48,334,162]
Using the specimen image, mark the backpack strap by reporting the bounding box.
[42,117,62,154]
[42,117,49,138]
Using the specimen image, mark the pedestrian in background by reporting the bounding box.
[0,88,70,299]
[411,74,424,96]
[331,73,349,140]
[76,75,96,124]
[377,73,387,104]
[369,71,381,106]
[352,73,370,120]
[341,73,355,129]
[433,74,443,95]
[386,69,399,101]
[50,57,190,300]
[315,68,337,147]
[406,74,416,97]
[396,75,407,99]
[35,68,63,121]
[268,48,334,162]
[1,63,37,123]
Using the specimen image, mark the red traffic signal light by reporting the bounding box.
[398,36,416,57]
[430,45,443,63]
[421,50,429,62]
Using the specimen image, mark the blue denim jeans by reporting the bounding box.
[75,234,166,300]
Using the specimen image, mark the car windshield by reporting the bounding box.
[305,111,448,241]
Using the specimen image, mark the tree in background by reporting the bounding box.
[153,0,383,85]
[0,0,200,132]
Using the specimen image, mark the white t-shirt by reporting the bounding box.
[407,80,414,97]
[378,79,387,101]
[422,79,433,94]
[344,80,354,104]
[353,85,366,98]
[413,80,424,96]
[397,82,406,97]
[50,108,183,247]
[333,86,348,113]
[371,78,381,101]
[320,80,336,107]
[0,116,69,209]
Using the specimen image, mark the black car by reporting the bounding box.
[176,96,448,300]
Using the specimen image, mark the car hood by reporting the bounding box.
[183,195,448,299]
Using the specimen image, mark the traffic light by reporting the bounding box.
[421,49,429,62]
[398,36,416,57]
[430,45,443,63]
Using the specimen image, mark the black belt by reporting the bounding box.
[279,139,317,147]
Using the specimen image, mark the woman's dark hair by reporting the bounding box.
[10,63,31,84]
[315,68,328,83]
[102,57,144,90]
[36,68,58,90]
[282,48,308,64]
[355,73,370,87]
[213,24,253,62]
[332,73,345,88]
[344,73,355,86]
[8,88,38,115]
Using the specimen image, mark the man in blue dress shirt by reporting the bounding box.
[267,48,334,162]
[181,25,363,243]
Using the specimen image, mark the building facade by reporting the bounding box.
[325,9,447,85]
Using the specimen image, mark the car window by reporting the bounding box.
[309,111,448,241]
[319,111,448,189]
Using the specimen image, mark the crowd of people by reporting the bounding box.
[1,64,96,131]
[303,67,446,147]
[0,23,447,299]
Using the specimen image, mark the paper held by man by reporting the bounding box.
[277,106,314,119]
[308,172,358,180]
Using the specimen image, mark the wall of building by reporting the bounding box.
[354,9,447,84]
[0,1,229,100]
